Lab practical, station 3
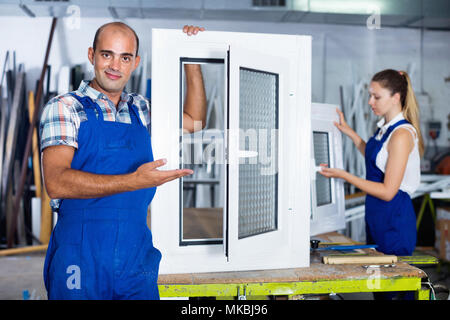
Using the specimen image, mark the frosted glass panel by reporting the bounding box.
[238,68,278,239]
[313,131,332,206]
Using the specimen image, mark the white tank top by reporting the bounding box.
[374,112,421,196]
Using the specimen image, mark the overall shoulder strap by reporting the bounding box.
[127,97,144,127]
[380,119,410,143]
[68,92,104,122]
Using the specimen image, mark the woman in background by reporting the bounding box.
[320,69,424,258]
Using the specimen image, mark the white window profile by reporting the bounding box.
[310,103,346,236]
[151,29,311,274]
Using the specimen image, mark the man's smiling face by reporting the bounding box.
[88,24,140,95]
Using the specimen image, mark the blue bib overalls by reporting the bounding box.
[364,119,417,256]
[43,93,162,300]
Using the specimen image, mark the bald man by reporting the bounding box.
[40,23,206,300]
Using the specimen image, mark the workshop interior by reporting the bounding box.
[0,0,449,301]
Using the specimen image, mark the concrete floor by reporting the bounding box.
[0,252,449,300]
[0,252,47,300]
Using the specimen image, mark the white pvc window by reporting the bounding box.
[151,29,311,274]
[310,103,346,236]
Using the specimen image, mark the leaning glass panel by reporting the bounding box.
[313,131,332,206]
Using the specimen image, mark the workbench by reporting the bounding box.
[157,232,434,300]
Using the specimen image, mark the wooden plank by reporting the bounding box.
[1,72,25,196]
[323,254,398,265]
[158,261,425,285]
[5,182,14,246]
[27,91,41,198]
[27,89,52,244]
[39,187,52,244]
[0,51,9,87]
[1,71,25,231]
[0,244,47,256]
[13,160,26,245]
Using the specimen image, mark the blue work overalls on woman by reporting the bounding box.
[43,93,162,300]
[365,119,417,256]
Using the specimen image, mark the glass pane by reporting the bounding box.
[313,131,332,206]
[238,68,278,239]
[180,60,225,245]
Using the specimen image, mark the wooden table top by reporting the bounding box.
[158,232,426,285]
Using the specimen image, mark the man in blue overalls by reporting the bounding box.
[40,23,206,299]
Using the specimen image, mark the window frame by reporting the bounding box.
[310,103,346,236]
[151,29,311,274]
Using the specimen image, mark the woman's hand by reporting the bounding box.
[317,164,347,179]
[334,108,354,138]
[334,108,366,156]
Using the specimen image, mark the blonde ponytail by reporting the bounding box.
[399,71,425,156]
[372,69,425,156]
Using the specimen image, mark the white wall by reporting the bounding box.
[1,15,449,149]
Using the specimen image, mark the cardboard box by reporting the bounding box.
[435,207,450,261]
